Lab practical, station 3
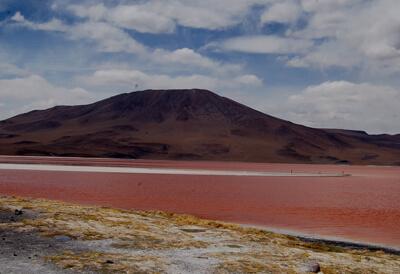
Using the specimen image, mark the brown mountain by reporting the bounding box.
[0,89,399,165]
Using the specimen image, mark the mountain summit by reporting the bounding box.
[1,89,399,164]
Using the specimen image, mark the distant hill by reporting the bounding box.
[1,89,399,165]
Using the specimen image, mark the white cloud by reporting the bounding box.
[10,12,146,54]
[299,0,363,14]
[286,0,400,73]
[0,63,30,78]
[220,35,313,54]
[68,3,107,21]
[68,3,175,34]
[11,11,25,22]
[109,4,175,33]
[11,11,67,32]
[67,0,270,32]
[9,12,240,73]
[273,81,400,134]
[81,69,263,92]
[69,22,146,54]
[0,74,93,120]
[151,48,241,74]
[12,1,400,75]
[235,74,263,86]
[286,40,362,69]
[151,0,265,30]
[261,1,302,24]
[152,48,216,69]
[204,0,400,74]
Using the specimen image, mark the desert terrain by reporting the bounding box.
[1,195,400,273]
[1,90,399,272]
[3,0,400,272]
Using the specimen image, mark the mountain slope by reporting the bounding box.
[1,89,399,165]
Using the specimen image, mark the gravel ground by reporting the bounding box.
[0,208,79,274]
[1,196,400,274]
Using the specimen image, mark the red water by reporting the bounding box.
[0,156,399,249]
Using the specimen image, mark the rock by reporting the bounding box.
[14,209,23,216]
[180,226,207,233]
[54,235,72,242]
[227,244,242,248]
[300,261,321,273]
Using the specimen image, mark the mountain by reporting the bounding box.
[1,89,399,165]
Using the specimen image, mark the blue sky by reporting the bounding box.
[1,0,400,133]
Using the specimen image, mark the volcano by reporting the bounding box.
[1,89,399,164]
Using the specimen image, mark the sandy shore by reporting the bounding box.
[1,196,399,273]
[0,163,346,177]
[240,224,400,256]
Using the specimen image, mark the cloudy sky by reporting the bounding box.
[1,0,400,134]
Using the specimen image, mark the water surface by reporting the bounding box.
[0,156,399,248]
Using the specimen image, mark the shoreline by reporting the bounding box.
[1,154,400,168]
[4,189,398,254]
[296,236,400,256]
[1,195,400,273]
[0,162,347,177]
[1,156,399,266]
[240,223,400,255]
[2,194,399,254]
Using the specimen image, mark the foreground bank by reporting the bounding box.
[0,196,399,273]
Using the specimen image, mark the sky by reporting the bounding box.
[0,0,399,134]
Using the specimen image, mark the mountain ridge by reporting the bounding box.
[1,89,399,165]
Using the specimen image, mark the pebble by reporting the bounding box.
[300,261,321,273]
[54,235,72,242]
[180,226,207,233]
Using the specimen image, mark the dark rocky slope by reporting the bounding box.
[1,89,399,165]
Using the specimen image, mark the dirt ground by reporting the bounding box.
[1,195,400,273]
